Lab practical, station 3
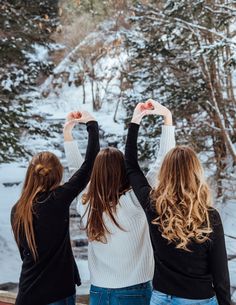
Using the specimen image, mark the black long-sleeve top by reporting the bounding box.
[11,121,100,305]
[125,123,231,305]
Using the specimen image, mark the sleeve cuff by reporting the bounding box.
[129,122,140,129]
[156,125,176,157]
[86,120,98,129]
[161,125,175,135]
[64,141,84,170]
[64,140,79,151]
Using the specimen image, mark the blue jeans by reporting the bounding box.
[48,294,76,305]
[89,281,152,305]
[150,290,218,305]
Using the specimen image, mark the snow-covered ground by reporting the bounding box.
[0,168,23,284]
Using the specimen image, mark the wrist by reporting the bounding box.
[63,127,73,141]
[164,110,172,126]
[86,119,97,125]
[131,117,142,125]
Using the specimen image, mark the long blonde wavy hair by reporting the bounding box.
[151,146,213,251]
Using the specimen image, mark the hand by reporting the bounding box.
[64,111,81,138]
[63,111,96,141]
[150,100,172,125]
[76,111,96,124]
[131,103,149,124]
[148,99,170,117]
[131,100,172,125]
[67,111,82,121]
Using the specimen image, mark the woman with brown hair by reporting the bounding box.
[11,111,100,305]
[63,101,175,305]
[125,102,231,305]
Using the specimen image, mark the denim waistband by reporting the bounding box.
[91,281,151,292]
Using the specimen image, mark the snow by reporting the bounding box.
[1,13,236,299]
[0,182,22,284]
[217,200,236,295]
[23,43,49,63]
[1,78,13,92]
[0,163,27,185]
[31,84,126,138]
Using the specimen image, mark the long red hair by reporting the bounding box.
[12,152,63,260]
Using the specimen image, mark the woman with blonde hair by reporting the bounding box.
[11,111,99,305]
[63,101,175,305]
[125,102,231,305]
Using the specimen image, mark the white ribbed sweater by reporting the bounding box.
[64,125,175,288]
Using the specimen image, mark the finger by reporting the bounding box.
[74,111,82,119]
[64,119,79,127]
[140,104,146,112]
[138,110,149,118]
[145,100,155,110]
[66,113,74,121]
[144,109,155,116]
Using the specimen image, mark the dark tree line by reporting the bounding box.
[121,0,236,195]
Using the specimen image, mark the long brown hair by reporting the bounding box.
[83,147,130,243]
[12,152,63,260]
[152,146,213,251]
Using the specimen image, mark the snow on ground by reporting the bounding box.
[0,181,22,284]
[218,200,236,293]
[35,83,125,136]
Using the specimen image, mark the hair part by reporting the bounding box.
[12,152,63,261]
[83,147,130,243]
[151,146,213,251]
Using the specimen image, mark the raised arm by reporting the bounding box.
[55,111,100,205]
[63,111,84,172]
[146,102,175,187]
[209,210,231,305]
[125,103,152,210]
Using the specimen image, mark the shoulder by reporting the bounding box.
[208,207,224,238]
[10,203,17,223]
[125,189,139,203]
[208,207,222,225]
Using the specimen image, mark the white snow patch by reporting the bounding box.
[24,43,49,63]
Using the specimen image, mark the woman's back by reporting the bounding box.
[144,204,229,300]
[12,118,100,305]
[79,189,154,288]
[125,110,231,305]
[11,190,80,305]
[64,124,175,288]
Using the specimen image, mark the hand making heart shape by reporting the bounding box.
[64,110,96,135]
[131,99,172,125]
[140,100,155,111]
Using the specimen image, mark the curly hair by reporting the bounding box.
[151,146,213,251]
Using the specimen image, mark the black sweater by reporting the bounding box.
[125,123,231,305]
[11,121,99,305]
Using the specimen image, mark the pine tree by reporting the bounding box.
[0,0,60,162]
[122,0,236,193]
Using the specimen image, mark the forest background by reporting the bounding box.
[0,0,236,301]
